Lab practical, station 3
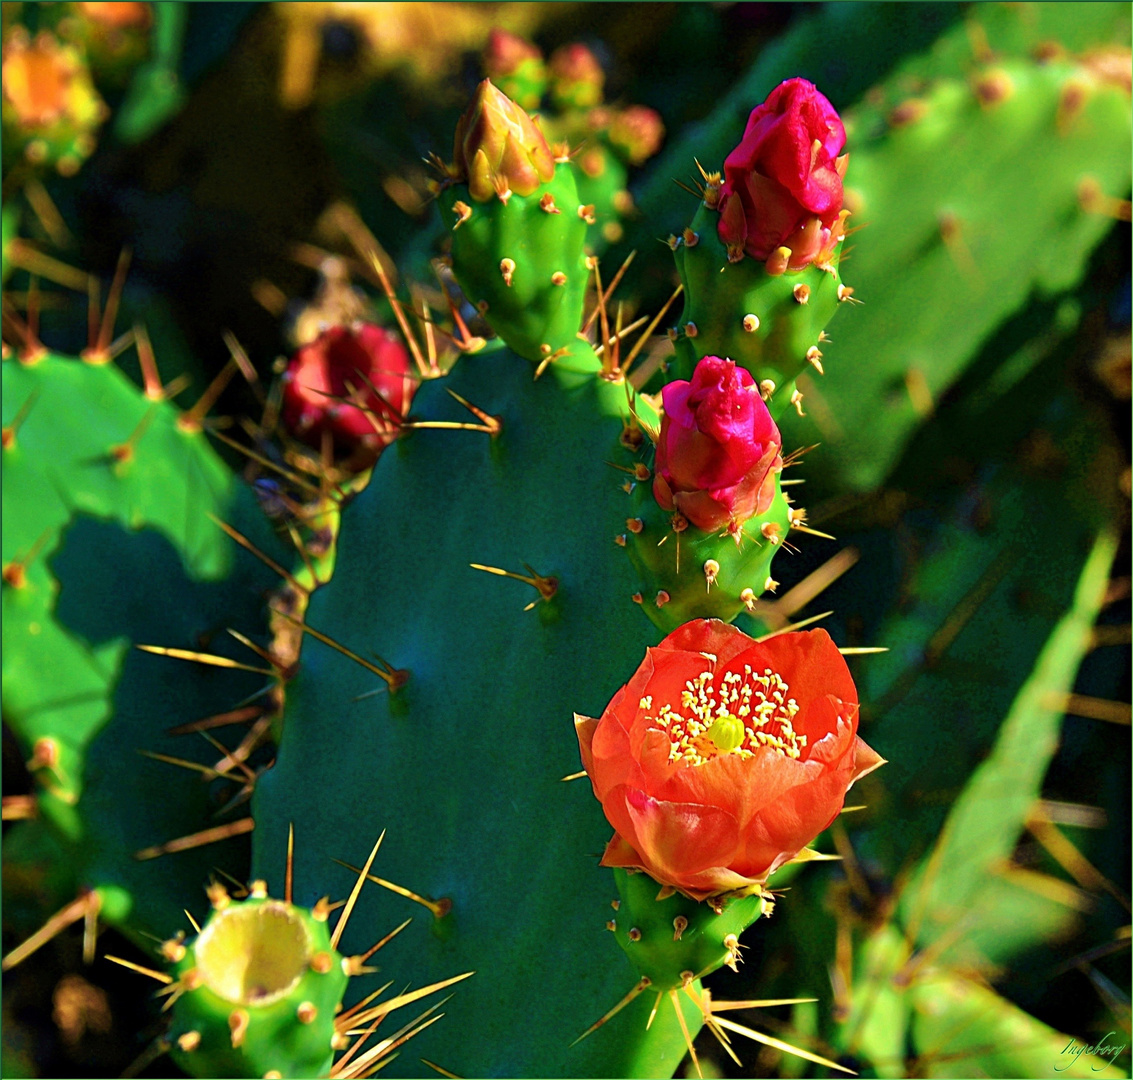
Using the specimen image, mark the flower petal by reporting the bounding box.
[736,762,857,879]
[656,745,818,829]
[849,734,886,785]
[608,786,741,882]
[573,713,598,779]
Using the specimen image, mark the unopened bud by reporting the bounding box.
[451,80,555,202]
[608,105,665,164]
[483,30,546,111]
[548,43,604,109]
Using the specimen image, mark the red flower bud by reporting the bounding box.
[607,105,665,165]
[484,28,542,77]
[452,79,556,202]
[281,323,414,458]
[718,78,849,268]
[548,43,604,109]
[653,356,782,536]
[483,29,545,111]
[575,620,884,901]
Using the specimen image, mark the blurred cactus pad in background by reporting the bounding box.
[1,2,1130,1079]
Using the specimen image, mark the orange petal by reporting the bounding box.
[573,713,598,779]
[622,787,741,879]
[848,735,885,785]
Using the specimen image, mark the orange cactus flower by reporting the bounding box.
[575,619,884,901]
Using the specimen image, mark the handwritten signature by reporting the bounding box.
[1055,1032,1128,1073]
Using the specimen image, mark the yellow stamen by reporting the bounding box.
[643,661,807,766]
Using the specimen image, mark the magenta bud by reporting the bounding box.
[718,78,848,268]
[653,356,783,535]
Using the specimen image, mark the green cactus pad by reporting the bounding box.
[569,141,632,248]
[2,349,289,943]
[670,202,842,419]
[252,344,711,1077]
[623,471,792,634]
[2,353,233,820]
[785,30,1133,491]
[169,893,348,1079]
[609,868,766,992]
[439,163,592,365]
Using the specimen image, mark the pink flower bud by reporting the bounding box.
[548,43,604,109]
[652,356,783,536]
[282,323,414,460]
[484,28,542,78]
[483,29,546,111]
[607,105,665,165]
[718,78,848,268]
[452,79,556,202]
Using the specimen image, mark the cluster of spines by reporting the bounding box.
[103,835,470,1079]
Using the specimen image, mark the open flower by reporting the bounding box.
[575,620,884,901]
[718,78,849,269]
[653,356,782,538]
[281,323,414,461]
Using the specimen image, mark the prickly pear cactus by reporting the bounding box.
[250,70,862,1077]
[1,5,1127,1078]
[2,334,287,941]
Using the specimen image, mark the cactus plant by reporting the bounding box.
[1,5,1128,1078]
[1,307,291,946]
[244,72,865,1078]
